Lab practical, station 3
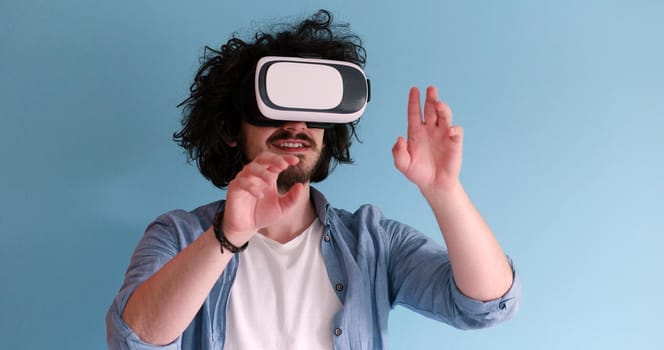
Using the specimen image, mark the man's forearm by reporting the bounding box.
[421,182,513,301]
[121,228,233,345]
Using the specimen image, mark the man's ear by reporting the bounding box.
[224,132,239,147]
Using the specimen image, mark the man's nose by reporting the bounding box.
[281,121,308,131]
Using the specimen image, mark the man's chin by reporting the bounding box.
[277,168,310,193]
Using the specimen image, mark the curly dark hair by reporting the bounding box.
[173,9,366,189]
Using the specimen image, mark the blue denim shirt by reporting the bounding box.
[106,188,521,350]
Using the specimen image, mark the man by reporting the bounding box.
[106,9,521,350]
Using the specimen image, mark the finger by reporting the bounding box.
[254,153,299,173]
[450,125,464,145]
[436,100,453,128]
[423,86,438,126]
[253,152,295,169]
[241,162,282,185]
[281,155,300,166]
[407,87,423,139]
[391,136,411,174]
[231,177,266,199]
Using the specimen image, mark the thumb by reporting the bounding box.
[392,136,410,174]
[278,182,304,209]
[450,125,464,145]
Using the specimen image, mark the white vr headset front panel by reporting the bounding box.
[255,56,369,124]
[266,62,344,110]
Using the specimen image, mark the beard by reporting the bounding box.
[276,153,324,193]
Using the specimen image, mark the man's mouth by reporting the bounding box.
[272,139,311,151]
[275,142,306,149]
[268,131,315,151]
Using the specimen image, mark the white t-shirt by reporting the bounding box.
[223,219,342,350]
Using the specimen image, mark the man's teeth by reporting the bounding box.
[277,142,304,148]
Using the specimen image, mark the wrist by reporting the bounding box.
[213,210,249,254]
[420,179,464,199]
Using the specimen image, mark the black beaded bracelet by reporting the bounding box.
[212,210,249,254]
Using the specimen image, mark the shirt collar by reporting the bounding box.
[310,186,331,226]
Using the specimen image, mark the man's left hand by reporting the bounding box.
[392,86,464,192]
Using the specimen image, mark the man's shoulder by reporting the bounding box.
[327,201,425,242]
[326,203,404,240]
[328,203,385,222]
[148,200,223,232]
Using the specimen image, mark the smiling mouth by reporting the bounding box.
[273,141,309,150]
[267,130,315,152]
[277,142,304,148]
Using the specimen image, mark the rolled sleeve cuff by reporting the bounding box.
[449,259,522,328]
[106,295,181,350]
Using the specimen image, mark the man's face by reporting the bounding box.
[239,121,326,193]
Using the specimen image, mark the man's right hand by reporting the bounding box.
[221,152,304,245]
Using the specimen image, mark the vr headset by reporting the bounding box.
[249,56,370,128]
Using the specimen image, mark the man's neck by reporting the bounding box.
[259,184,318,244]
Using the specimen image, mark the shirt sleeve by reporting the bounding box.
[383,217,521,330]
[106,210,197,349]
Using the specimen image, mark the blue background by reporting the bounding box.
[1,1,662,349]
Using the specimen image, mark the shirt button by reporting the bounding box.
[335,283,344,292]
[334,328,342,336]
[323,234,331,242]
[499,302,506,310]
